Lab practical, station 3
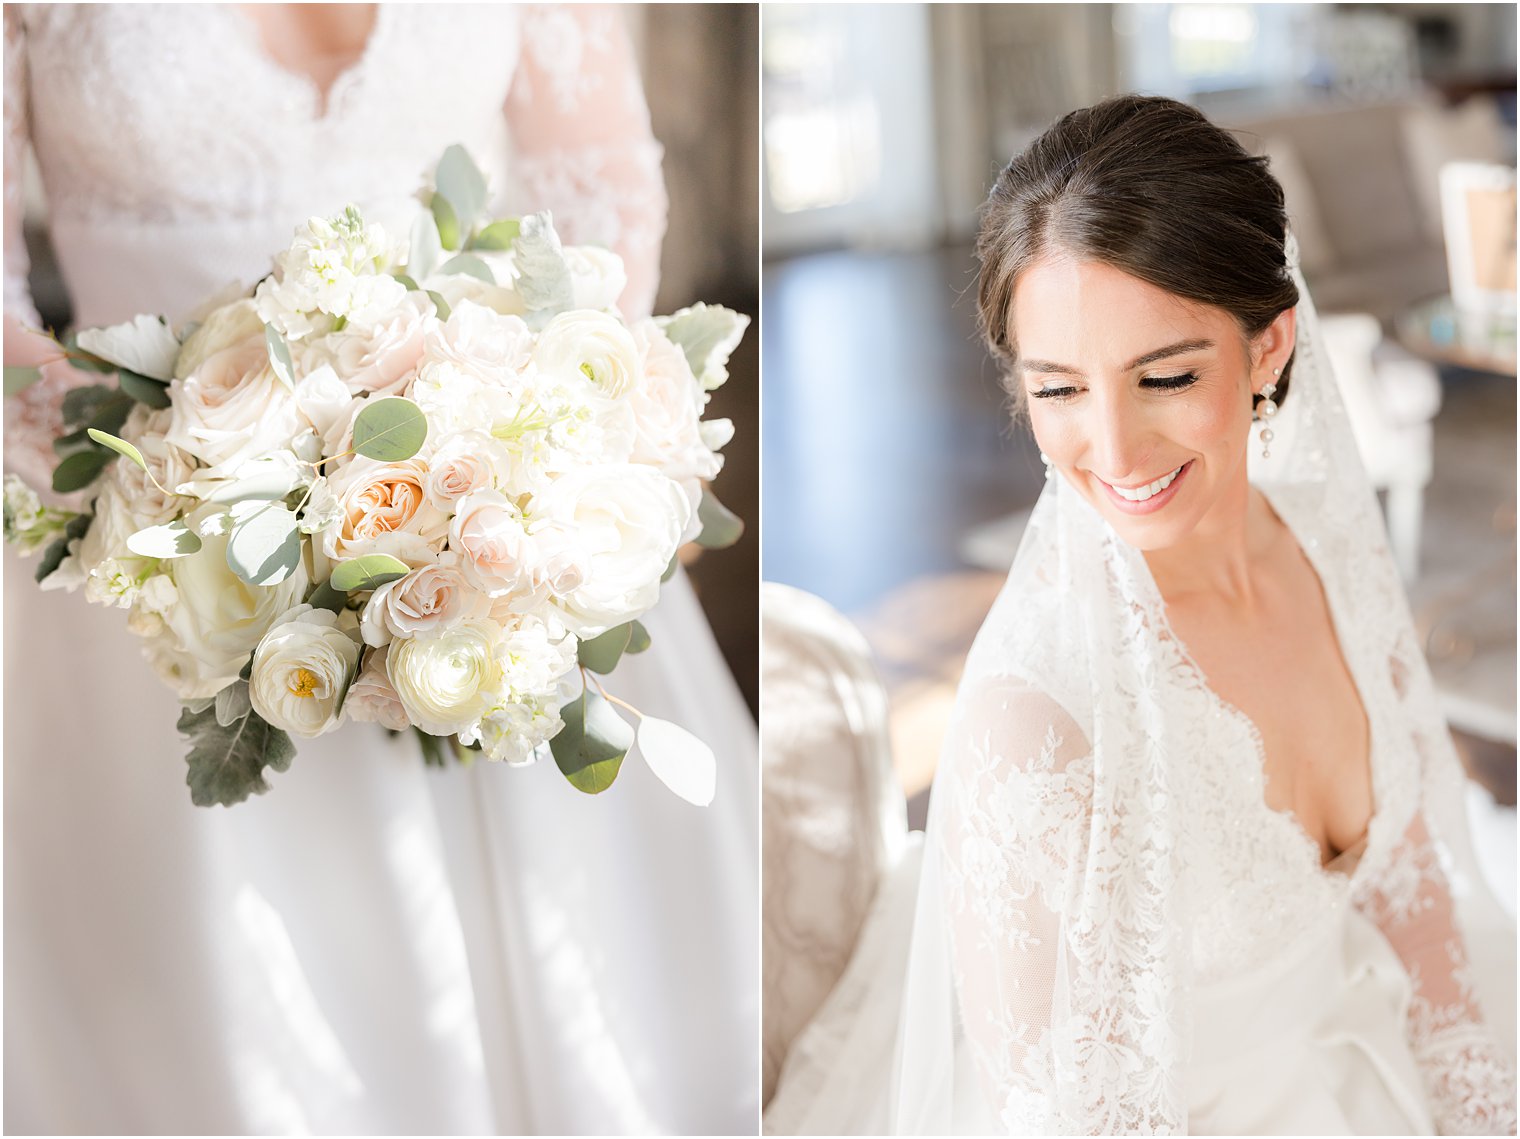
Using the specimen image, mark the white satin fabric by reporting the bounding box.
[3,5,757,1134]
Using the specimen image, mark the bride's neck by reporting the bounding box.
[1142,471,1282,609]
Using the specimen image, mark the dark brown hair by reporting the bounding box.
[976,94,1298,414]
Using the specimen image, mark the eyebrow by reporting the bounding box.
[1019,338,1216,376]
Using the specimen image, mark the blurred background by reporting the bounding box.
[760,3,1516,1100]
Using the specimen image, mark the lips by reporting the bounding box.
[1096,460,1192,515]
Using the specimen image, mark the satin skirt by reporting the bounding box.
[4,547,759,1135]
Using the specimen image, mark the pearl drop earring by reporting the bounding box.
[1258,367,1281,459]
[1040,451,1052,480]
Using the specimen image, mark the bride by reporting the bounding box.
[766,94,1515,1135]
[4,5,756,1134]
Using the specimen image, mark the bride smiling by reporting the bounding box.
[767,94,1515,1136]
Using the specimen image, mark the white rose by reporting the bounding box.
[300,291,433,396]
[359,556,492,647]
[293,365,358,441]
[422,299,535,379]
[530,464,690,632]
[565,246,628,312]
[320,457,449,568]
[477,696,563,766]
[531,311,642,399]
[174,299,266,379]
[248,604,361,738]
[627,320,723,483]
[345,645,410,731]
[166,333,305,477]
[449,488,539,599]
[155,505,311,699]
[387,618,506,737]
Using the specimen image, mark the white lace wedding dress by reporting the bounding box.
[3,6,757,1134]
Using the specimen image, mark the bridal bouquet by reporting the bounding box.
[5,147,747,808]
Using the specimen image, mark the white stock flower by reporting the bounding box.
[530,464,690,632]
[255,206,408,340]
[320,457,449,568]
[477,696,563,766]
[345,645,410,731]
[166,333,305,478]
[249,604,362,738]
[300,290,433,396]
[387,617,507,737]
[498,613,577,699]
[359,556,493,647]
[531,310,642,399]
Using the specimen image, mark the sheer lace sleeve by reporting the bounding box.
[504,4,668,320]
[4,7,39,334]
[937,678,1112,1133]
[1358,807,1518,1134]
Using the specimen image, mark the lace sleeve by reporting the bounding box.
[1357,807,1518,1134]
[504,4,668,321]
[937,678,1109,1133]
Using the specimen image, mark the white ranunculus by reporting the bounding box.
[345,644,410,730]
[248,605,361,738]
[155,505,311,699]
[300,290,433,396]
[477,696,563,766]
[530,464,691,632]
[627,319,723,484]
[531,310,642,399]
[320,457,449,568]
[359,556,492,647]
[174,299,266,380]
[166,333,305,477]
[386,618,506,737]
[449,488,539,599]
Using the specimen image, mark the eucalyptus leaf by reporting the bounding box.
[431,193,461,252]
[61,384,121,429]
[52,428,94,458]
[214,680,253,728]
[654,303,751,391]
[307,578,348,615]
[695,487,744,550]
[551,688,633,794]
[264,325,296,390]
[204,464,302,504]
[409,208,443,279]
[393,273,420,292]
[127,520,202,559]
[225,501,300,586]
[118,368,173,409]
[626,620,651,654]
[4,365,41,396]
[435,144,488,230]
[34,512,91,583]
[469,219,520,251]
[52,449,114,493]
[351,397,428,461]
[87,391,135,436]
[577,623,633,675]
[329,553,411,593]
[86,429,148,472]
[438,253,495,285]
[179,701,295,807]
[76,314,180,382]
[636,715,716,806]
[426,291,452,321]
[414,727,448,768]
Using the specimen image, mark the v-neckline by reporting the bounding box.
[220,4,385,123]
[1153,483,1380,881]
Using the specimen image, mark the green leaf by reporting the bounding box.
[306,578,348,615]
[435,144,488,231]
[264,325,296,390]
[551,688,633,794]
[661,554,679,583]
[409,209,443,279]
[225,501,301,586]
[52,428,95,459]
[34,512,91,583]
[626,620,651,654]
[393,273,420,292]
[204,463,302,504]
[654,303,751,391]
[351,397,428,461]
[117,368,173,409]
[577,623,633,675]
[414,726,448,768]
[695,487,744,549]
[87,391,135,435]
[52,449,114,493]
[426,291,452,321]
[636,715,716,806]
[438,253,495,284]
[127,520,201,559]
[4,365,41,396]
[468,219,521,251]
[61,331,117,373]
[61,384,121,428]
[214,679,253,728]
[329,553,411,593]
[76,314,180,382]
[431,193,460,252]
[179,701,296,807]
[86,428,147,472]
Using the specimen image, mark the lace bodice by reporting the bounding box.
[4,3,667,487]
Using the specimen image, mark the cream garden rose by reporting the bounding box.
[249,605,362,738]
[166,333,304,478]
[320,457,449,568]
[387,617,507,737]
[449,489,538,598]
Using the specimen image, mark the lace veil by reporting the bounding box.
[888,235,1515,1134]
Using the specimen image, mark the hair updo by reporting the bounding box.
[976,94,1299,415]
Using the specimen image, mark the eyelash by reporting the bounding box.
[1029,372,1200,401]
